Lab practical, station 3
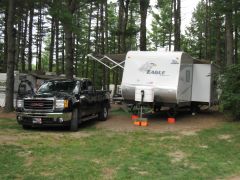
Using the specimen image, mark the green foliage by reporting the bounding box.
[183,1,209,59]
[149,0,172,50]
[126,0,140,51]
[184,0,239,63]
[219,64,240,119]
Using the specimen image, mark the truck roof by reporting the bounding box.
[46,77,89,82]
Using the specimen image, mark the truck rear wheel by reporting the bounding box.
[98,106,108,121]
[70,108,79,132]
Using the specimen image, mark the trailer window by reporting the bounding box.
[186,70,190,82]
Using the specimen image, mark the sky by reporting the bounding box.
[148,0,201,33]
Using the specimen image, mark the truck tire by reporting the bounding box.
[22,125,31,130]
[70,108,79,132]
[98,106,108,121]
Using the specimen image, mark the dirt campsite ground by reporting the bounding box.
[0,104,226,134]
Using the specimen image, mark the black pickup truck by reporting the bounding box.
[16,78,110,131]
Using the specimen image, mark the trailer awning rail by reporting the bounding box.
[87,54,125,70]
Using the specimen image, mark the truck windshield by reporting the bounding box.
[37,81,77,94]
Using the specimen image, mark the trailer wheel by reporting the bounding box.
[191,103,200,115]
[167,108,177,118]
[154,105,161,113]
[98,106,108,121]
[70,108,79,132]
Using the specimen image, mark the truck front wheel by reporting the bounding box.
[22,125,31,130]
[98,106,108,121]
[70,108,79,131]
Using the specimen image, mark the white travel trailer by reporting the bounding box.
[88,51,218,116]
[121,51,218,114]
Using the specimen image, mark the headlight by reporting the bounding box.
[16,100,24,108]
[55,100,69,109]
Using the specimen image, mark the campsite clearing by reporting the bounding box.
[1,105,240,179]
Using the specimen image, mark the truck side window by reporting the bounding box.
[81,81,88,91]
[88,81,92,87]
[186,70,190,82]
[87,81,93,91]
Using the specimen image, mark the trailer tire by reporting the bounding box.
[70,108,79,132]
[167,108,177,118]
[98,106,108,121]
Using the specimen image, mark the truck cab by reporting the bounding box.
[16,78,110,131]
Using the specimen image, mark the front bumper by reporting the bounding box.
[16,112,72,126]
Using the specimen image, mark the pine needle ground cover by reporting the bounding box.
[1,117,240,180]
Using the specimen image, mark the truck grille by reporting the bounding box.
[24,99,54,110]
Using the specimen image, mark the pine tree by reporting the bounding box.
[4,0,16,112]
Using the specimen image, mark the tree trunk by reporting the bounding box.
[15,20,22,70]
[225,0,234,66]
[28,4,34,72]
[75,36,79,76]
[205,0,210,60]
[198,32,203,59]
[93,3,100,85]
[63,25,74,78]
[4,0,16,112]
[86,2,92,78]
[215,13,221,65]
[62,0,76,79]
[49,17,55,72]
[37,4,42,71]
[105,0,110,90]
[116,1,123,93]
[55,20,59,74]
[3,6,8,73]
[140,0,149,51]
[169,0,173,51]
[117,0,124,53]
[61,30,65,74]
[234,0,238,64]
[100,1,106,89]
[120,0,130,52]
[174,0,181,51]
[20,12,28,72]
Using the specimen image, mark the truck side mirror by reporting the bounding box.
[75,93,80,99]
[19,85,27,95]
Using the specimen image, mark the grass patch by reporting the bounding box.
[110,107,131,116]
[1,118,240,179]
[0,118,22,131]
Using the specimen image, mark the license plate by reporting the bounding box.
[33,118,42,124]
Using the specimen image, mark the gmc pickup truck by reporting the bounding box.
[16,78,110,131]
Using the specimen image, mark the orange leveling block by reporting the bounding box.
[167,117,176,124]
[131,115,139,120]
[133,118,148,127]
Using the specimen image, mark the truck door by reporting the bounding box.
[86,80,98,114]
[80,80,93,116]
